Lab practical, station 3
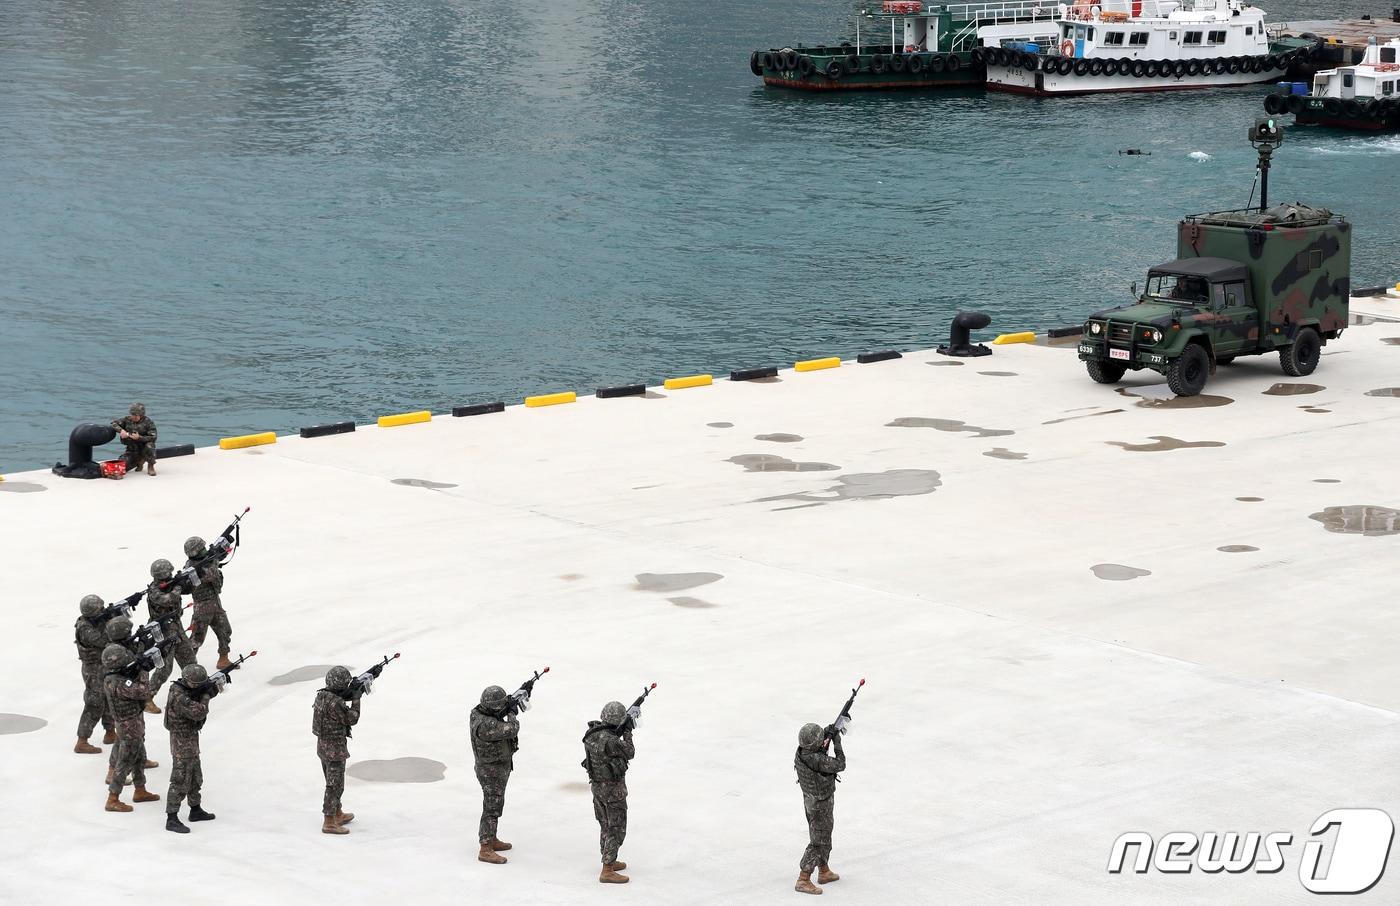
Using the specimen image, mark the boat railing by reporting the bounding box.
[946,0,1058,50]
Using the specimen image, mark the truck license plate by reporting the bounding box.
[1109,348,1130,361]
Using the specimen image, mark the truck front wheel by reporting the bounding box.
[1167,344,1210,397]
[1280,326,1321,377]
[1085,359,1128,384]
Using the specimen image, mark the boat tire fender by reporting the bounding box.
[1088,58,1105,76]
[749,51,764,76]
[889,53,907,72]
[798,55,815,75]
[928,53,946,72]
[1343,98,1363,116]
[825,59,844,79]
[871,53,888,73]
[1130,59,1147,77]
[1022,51,1038,71]
[1285,93,1305,114]
[946,51,962,71]
[907,53,925,73]
[846,53,861,72]
[1322,97,1342,115]
[1073,58,1090,75]
[1172,59,1188,78]
[1263,93,1282,114]
[1103,58,1119,76]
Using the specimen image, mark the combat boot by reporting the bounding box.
[132,786,160,803]
[131,462,143,473]
[147,464,157,477]
[818,864,840,884]
[489,837,512,851]
[102,728,116,745]
[216,654,232,671]
[143,758,159,769]
[333,809,353,826]
[104,793,132,813]
[795,871,822,895]
[599,866,629,884]
[166,813,189,834]
[189,805,216,821]
[74,737,101,754]
[322,815,349,835]
[144,699,160,714]
[605,860,627,871]
[478,844,507,864]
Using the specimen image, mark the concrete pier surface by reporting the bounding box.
[3,306,1400,903]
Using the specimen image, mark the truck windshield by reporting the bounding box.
[1145,274,1209,305]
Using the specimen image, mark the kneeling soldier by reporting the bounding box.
[471,685,520,863]
[165,664,219,833]
[101,644,161,812]
[313,666,361,834]
[793,723,845,895]
[582,701,636,884]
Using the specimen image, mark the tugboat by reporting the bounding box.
[1265,36,1400,130]
[751,0,1058,91]
[982,0,1317,96]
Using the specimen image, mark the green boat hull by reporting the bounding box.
[754,47,982,91]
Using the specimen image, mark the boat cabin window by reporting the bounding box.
[1147,275,1209,304]
[1064,24,1073,37]
[1087,26,1095,39]
[1245,26,1253,34]
[1104,31,1124,45]
[1183,31,1203,45]
[1382,47,1398,63]
[1385,80,1395,96]
[1208,30,1226,44]
[1168,31,1178,40]
[1343,73,1354,88]
[1129,32,1149,45]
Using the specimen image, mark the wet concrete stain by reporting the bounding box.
[1090,564,1152,581]
[558,573,584,581]
[755,433,803,443]
[926,361,965,367]
[1313,479,1342,484]
[1365,388,1400,398]
[1236,496,1265,502]
[347,757,446,783]
[0,482,47,493]
[1217,545,1260,553]
[1300,406,1332,413]
[756,469,942,507]
[1263,383,1325,396]
[0,714,47,734]
[1115,386,1234,408]
[727,454,839,473]
[667,596,719,609]
[634,573,723,593]
[750,376,782,384]
[707,422,733,428]
[1380,338,1400,346]
[983,448,1028,460]
[1310,505,1400,536]
[978,371,1018,377]
[559,781,592,793]
[268,665,340,686]
[1042,409,1126,425]
[1106,436,1227,452]
[390,478,458,490]
[886,417,1013,438]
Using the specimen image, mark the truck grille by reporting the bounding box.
[1108,322,1134,344]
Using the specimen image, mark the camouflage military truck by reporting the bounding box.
[1077,204,1351,396]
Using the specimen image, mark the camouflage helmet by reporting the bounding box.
[101,643,134,671]
[325,666,352,692]
[600,701,627,725]
[150,558,173,580]
[80,594,104,617]
[798,723,824,749]
[181,664,208,686]
[129,402,146,417]
[184,536,207,559]
[481,685,508,708]
[105,616,133,642]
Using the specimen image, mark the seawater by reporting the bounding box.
[1,0,1394,471]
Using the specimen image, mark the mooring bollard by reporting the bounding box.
[937,311,993,358]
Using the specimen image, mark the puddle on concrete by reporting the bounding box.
[1313,479,1342,484]
[634,572,722,593]
[268,665,340,686]
[1365,388,1400,398]
[1379,338,1400,346]
[0,714,47,735]
[1107,436,1227,452]
[1115,387,1234,409]
[983,448,1027,460]
[707,422,733,428]
[1301,407,1332,413]
[1236,496,1265,502]
[886,417,1013,438]
[1090,564,1152,581]
[1217,545,1260,553]
[727,454,839,473]
[1309,506,1400,536]
[1043,409,1125,425]
[390,478,458,490]
[755,433,803,443]
[558,573,584,581]
[979,371,1018,377]
[756,469,942,507]
[347,757,446,783]
[667,596,719,609]
[559,782,591,793]
[1263,383,1325,396]
[926,361,965,367]
[0,482,46,493]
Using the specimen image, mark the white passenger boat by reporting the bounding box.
[980,0,1313,96]
[1266,36,1400,131]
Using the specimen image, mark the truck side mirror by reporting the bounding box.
[1131,281,1138,298]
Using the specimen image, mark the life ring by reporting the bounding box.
[1285,93,1305,114]
[825,59,844,79]
[798,55,815,75]
[871,53,888,73]
[907,53,925,73]
[1263,93,1283,114]
[1061,39,1075,58]
[929,53,947,72]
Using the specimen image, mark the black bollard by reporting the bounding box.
[68,423,116,467]
[937,311,993,357]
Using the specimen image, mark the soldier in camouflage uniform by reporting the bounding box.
[74,594,115,753]
[101,644,161,812]
[312,666,361,835]
[582,701,636,884]
[470,685,521,864]
[104,618,160,782]
[793,722,845,895]
[164,663,219,833]
[146,559,195,700]
[184,536,232,670]
[110,402,158,475]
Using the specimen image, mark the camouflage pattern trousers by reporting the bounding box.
[122,441,156,469]
[77,661,114,738]
[590,780,628,864]
[474,762,512,843]
[190,606,232,656]
[320,757,346,817]
[148,630,196,697]
[109,731,147,795]
[800,794,835,872]
[167,734,203,814]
